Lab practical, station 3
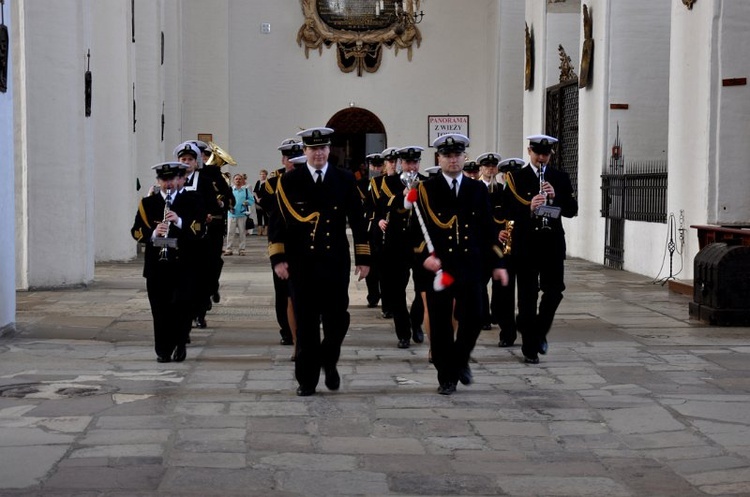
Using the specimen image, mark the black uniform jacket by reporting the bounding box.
[186,166,233,217]
[412,175,504,285]
[500,164,578,255]
[268,165,371,269]
[131,190,206,279]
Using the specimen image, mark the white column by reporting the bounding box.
[90,0,138,261]
[572,0,611,264]
[15,0,93,288]
[1,0,15,326]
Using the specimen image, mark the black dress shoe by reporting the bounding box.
[156,355,171,363]
[206,300,212,311]
[280,336,294,346]
[212,291,221,303]
[367,301,378,308]
[381,311,393,319]
[458,366,473,385]
[524,355,540,364]
[324,366,340,391]
[172,344,186,362]
[296,386,316,397]
[411,328,424,344]
[482,323,492,330]
[498,339,515,348]
[539,338,548,355]
[437,382,456,395]
[397,339,410,349]
[195,316,207,329]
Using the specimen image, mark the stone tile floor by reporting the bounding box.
[1,236,749,496]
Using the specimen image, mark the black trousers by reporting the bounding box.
[516,233,566,357]
[195,219,225,319]
[425,278,483,385]
[381,255,412,341]
[289,256,351,390]
[488,262,517,343]
[272,271,293,341]
[146,277,192,358]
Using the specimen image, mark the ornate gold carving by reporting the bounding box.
[525,23,534,91]
[558,44,577,83]
[297,0,422,77]
[579,4,593,89]
[683,0,696,10]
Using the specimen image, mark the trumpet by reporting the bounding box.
[502,220,514,255]
[158,189,172,261]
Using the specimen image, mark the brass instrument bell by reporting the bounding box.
[206,141,237,167]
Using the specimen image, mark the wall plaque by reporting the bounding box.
[297,0,423,77]
[428,115,469,145]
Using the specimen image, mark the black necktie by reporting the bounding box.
[315,170,323,185]
[451,178,458,197]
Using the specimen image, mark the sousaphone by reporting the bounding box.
[206,141,237,167]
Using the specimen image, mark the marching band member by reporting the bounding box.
[131,162,205,363]
[500,135,578,364]
[268,127,370,396]
[411,134,507,395]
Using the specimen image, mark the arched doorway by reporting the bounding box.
[326,107,386,175]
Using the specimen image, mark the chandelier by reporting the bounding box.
[374,0,424,27]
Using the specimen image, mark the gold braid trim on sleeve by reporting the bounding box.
[505,172,531,206]
[138,199,152,229]
[414,241,427,254]
[418,182,456,229]
[354,244,371,255]
[276,177,321,238]
[133,227,144,242]
[268,242,285,257]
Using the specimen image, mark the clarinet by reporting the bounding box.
[536,165,551,229]
[158,189,172,261]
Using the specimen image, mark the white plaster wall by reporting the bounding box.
[524,0,546,138]
[15,0,94,288]
[495,0,525,157]
[715,0,750,225]
[162,1,183,158]
[668,0,716,280]
[175,0,500,181]
[1,0,15,326]
[92,0,137,262]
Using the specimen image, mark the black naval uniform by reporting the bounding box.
[357,174,383,309]
[500,163,577,360]
[131,189,206,360]
[186,166,233,325]
[269,165,371,392]
[483,180,518,345]
[377,173,427,346]
[258,168,294,344]
[412,175,504,387]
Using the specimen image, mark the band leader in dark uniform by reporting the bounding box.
[411,134,508,395]
[500,134,578,364]
[268,127,371,397]
[131,162,206,363]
